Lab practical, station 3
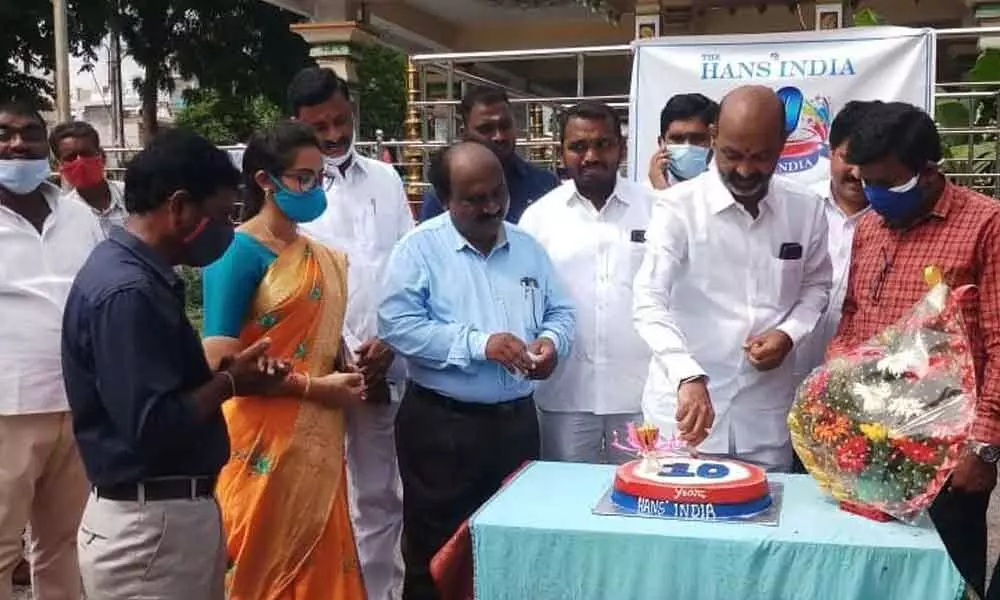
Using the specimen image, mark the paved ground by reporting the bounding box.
[10,487,1000,599]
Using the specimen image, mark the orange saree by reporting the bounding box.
[215,236,365,600]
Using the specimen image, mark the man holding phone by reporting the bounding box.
[647,93,719,191]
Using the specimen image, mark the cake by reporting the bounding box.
[611,456,772,520]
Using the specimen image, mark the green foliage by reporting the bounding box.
[174,89,281,145]
[179,267,203,332]
[0,0,108,106]
[851,8,883,27]
[116,0,312,138]
[356,44,407,140]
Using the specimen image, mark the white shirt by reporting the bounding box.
[793,180,870,379]
[633,167,831,455]
[64,179,126,237]
[301,154,414,382]
[0,182,103,414]
[519,177,653,414]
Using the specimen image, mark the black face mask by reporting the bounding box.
[181,217,234,267]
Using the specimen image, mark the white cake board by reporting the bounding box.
[592,481,784,527]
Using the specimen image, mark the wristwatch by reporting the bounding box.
[968,441,1000,464]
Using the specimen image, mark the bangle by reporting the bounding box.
[302,373,312,400]
[220,370,237,398]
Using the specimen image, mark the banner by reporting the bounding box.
[628,26,935,187]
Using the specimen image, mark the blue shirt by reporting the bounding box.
[377,214,575,403]
[201,232,277,338]
[419,154,559,223]
[61,228,229,486]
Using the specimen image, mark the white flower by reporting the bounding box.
[877,347,925,377]
[887,396,926,420]
[852,382,893,414]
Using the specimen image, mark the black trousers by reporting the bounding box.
[930,487,990,598]
[395,383,540,600]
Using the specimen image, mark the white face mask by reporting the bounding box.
[0,158,50,195]
[323,135,356,171]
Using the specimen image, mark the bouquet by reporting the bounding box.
[788,267,977,521]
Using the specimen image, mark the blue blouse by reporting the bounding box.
[202,232,277,338]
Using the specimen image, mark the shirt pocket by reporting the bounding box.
[518,279,544,336]
[771,256,805,308]
[610,241,646,287]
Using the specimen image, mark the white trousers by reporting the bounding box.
[346,385,405,600]
[538,410,642,465]
[78,493,226,600]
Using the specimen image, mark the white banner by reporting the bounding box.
[628,26,935,187]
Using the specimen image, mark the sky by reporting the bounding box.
[67,38,147,107]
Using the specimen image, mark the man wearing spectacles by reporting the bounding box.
[828,101,1000,600]
[289,66,413,600]
[0,102,103,600]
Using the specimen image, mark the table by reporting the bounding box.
[470,462,964,600]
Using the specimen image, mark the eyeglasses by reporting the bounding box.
[0,124,46,144]
[279,170,324,192]
[869,246,893,305]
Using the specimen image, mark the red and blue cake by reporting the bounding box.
[611,457,772,520]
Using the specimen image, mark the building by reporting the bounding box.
[263,0,984,95]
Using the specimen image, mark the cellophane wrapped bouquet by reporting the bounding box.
[788,267,977,521]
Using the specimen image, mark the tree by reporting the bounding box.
[356,44,407,140]
[117,0,312,142]
[174,88,280,145]
[0,1,108,106]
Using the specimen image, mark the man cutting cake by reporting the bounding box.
[633,85,831,472]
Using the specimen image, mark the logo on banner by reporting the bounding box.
[777,86,831,176]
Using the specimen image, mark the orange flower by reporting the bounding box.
[814,414,852,445]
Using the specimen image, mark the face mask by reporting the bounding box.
[60,155,106,190]
[863,175,922,223]
[323,134,356,171]
[0,158,50,195]
[666,144,711,181]
[181,216,234,267]
[270,176,327,223]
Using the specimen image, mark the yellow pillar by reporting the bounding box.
[403,58,424,206]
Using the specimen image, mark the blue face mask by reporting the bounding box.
[0,158,50,195]
[862,174,923,223]
[666,144,711,181]
[269,176,327,223]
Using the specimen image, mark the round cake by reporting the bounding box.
[611,457,772,520]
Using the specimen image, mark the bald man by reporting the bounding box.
[634,85,831,472]
[378,140,575,600]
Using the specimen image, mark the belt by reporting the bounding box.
[94,476,216,502]
[409,382,532,415]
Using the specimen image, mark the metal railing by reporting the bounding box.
[101,26,1000,203]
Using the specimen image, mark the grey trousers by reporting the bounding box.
[77,492,226,600]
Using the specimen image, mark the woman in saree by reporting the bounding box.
[201,120,367,600]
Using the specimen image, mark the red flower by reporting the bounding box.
[836,436,870,473]
[892,439,940,465]
[804,369,831,399]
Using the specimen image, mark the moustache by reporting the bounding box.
[476,211,503,223]
[726,171,764,187]
[322,138,351,152]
